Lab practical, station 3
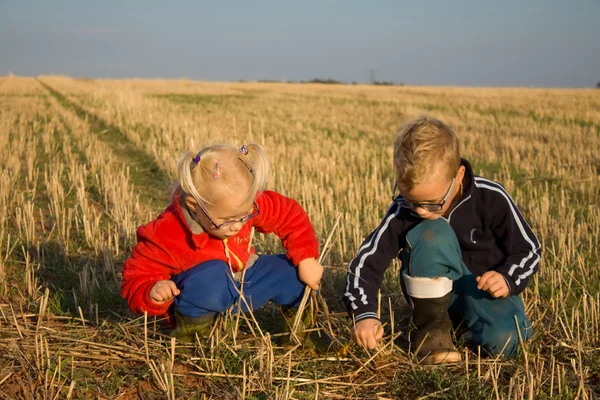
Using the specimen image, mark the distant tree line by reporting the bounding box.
[247,79,600,88]
[249,78,404,86]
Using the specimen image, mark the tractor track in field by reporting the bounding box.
[37,78,173,211]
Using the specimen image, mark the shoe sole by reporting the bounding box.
[418,350,462,365]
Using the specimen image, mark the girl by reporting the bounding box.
[121,143,324,344]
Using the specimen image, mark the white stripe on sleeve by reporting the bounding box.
[344,204,401,310]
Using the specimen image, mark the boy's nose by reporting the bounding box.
[415,207,440,220]
[415,207,430,217]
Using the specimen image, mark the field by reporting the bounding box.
[0,75,599,399]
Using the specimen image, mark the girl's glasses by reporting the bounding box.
[393,178,455,212]
[195,201,260,230]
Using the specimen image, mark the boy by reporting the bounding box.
[343,116,541,364]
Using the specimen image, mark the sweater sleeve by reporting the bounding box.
[481,180,542,295]
[343,203,404,323]
[121,219,179,315]
[252,190,319,265]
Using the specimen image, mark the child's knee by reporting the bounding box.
[404,219,464,280]
[482,329,519,357]
[174,260,238,313]
[480,322,531,358]
[175,260,231,289]
[411,219,457,249]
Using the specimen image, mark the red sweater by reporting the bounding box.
[121,189,320,316]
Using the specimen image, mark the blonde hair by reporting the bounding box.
[176,143,269,208]
[393,116,460,191]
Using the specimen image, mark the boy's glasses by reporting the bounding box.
[393,178,455,212]
[196,201,260,230]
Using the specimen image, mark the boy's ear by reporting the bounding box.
[457,165,466,182]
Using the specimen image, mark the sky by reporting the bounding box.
[1,1,599,88]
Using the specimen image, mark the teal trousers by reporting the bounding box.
[400,218,532,357]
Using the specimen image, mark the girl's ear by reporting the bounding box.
[184,194,197,213]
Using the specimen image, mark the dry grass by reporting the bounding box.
[0,75,598,399]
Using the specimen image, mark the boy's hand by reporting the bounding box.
[297,257,324,290]
[351,318,384,350]
[476,271,509,298]
[149,280,180,304]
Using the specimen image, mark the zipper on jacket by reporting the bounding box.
[447,194,472,223]
[223,238,244,271]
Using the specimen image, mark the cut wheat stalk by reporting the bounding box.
[291,212,343,341]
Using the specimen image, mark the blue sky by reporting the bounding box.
[1,1,599,87]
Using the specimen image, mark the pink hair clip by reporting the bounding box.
[213,159,222,179]
[239,145,248,155]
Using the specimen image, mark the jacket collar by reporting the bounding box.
[459,158,475,198]
[172,186,205,235]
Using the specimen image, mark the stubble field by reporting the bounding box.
[0,75,598,399]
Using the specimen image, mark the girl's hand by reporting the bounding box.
[149,280,181,304]
[476,271,509,298]
[351,318,384,350]
[297,257,324,290]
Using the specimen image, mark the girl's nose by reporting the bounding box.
[229,221,244,232]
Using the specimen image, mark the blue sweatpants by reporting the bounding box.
[171,254,306,318]
[400,219,532,358]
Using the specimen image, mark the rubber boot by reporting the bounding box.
[279,306,334,355]
[170,311,216,343]
[409,293,462,364]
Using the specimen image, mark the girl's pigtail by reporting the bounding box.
[176,151,205,205]
[243,143,269,196]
